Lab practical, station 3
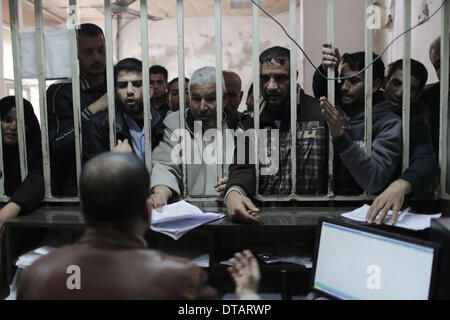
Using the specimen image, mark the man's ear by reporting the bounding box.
[372,78,382,93]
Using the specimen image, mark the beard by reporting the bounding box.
[265,94,288,120]
[117,98,143,118]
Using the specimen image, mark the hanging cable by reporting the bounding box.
[250,0,447,81]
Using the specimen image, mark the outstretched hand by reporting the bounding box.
[320,97,343,138]
[113,139,132,153]
[321,42,341,70]
[228,250,261,299]
[225,191,260,224]
[366,179,411,225]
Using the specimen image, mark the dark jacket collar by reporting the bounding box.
[113,103,163,137]
[80,75,107,92]
[258,86,303,131]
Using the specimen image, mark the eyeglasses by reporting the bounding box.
[116,80,143,89]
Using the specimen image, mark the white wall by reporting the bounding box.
[302,0,366,94]
[115,9,304,111]
[4,0,445,110]
[114,0,368,99]
[383,0,447,84]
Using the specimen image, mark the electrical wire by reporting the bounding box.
[249,0,447,81]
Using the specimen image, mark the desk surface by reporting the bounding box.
[6,205,357,227]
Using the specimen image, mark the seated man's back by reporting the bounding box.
[17,229,214,300]
[17,153,216,300]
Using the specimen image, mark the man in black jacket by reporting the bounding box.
[150,65,170,119]
[315,43,439,225]
[224,46,329,223]
[46,23,107,196]
[83,58,164,163]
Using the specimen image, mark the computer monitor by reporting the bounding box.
[311,217,440,300]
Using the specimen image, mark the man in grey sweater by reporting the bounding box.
[317,49,402,195]
[150,66,239,209]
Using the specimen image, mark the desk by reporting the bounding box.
[2,205,355,299]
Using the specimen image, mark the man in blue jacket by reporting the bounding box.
[83,58,164,163]
[315,43,439,224]
[314,48,402,195]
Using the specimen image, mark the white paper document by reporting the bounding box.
[150,200,224,240]
[15,246,57,269]
[7,246,57,300]
[279,256,313,268]
[341,204,441,231]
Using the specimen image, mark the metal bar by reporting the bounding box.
[0,0,4,198]
[364,0,373,157]
[9,0,28,181]
[0,1,4,97]
[176,0,186,149]
[252,0,260,196]
[299,0,305,89]
[105,0,116,151]
[0,106,4,197]
[326,0,335,196]
[140,0,152,172]
[34,0,52,198]
[289,0,297,196]
[177,0,188,198]
[183,196,221,202]
[402,0,411,171]
[17,0,23,28]
[439,193,450,201]
[43,197,80,202]
[254,194,376,202]
[116,15,121,61]
[69,0,82,196]
[215,0,224,181]
[176,195,377,202]
[440,0,449,194]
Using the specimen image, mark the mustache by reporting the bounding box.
[91,62,105,68]
[196,110,212,116]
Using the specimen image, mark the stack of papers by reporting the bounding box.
[151,201,224,240]
[6,246,57,300]
[341,204,441,231]
[156,237,210,268]
[279,256,313,268]
[15,246,56,269]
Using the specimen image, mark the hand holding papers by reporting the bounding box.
[150,201,224,240]
[342,204,441,231]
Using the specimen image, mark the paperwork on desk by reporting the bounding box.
[341,204,441,231]
[6,246,57,300]
[15,245,56,269]
[150,200,224,240]
[220,256,312,268]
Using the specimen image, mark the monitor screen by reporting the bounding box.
[313,221,437,300]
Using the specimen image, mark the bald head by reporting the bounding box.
[429,34,450,82]
[80,153,150,228]
[223,71,243,112]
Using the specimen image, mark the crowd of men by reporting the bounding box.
[0,22,448,299]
